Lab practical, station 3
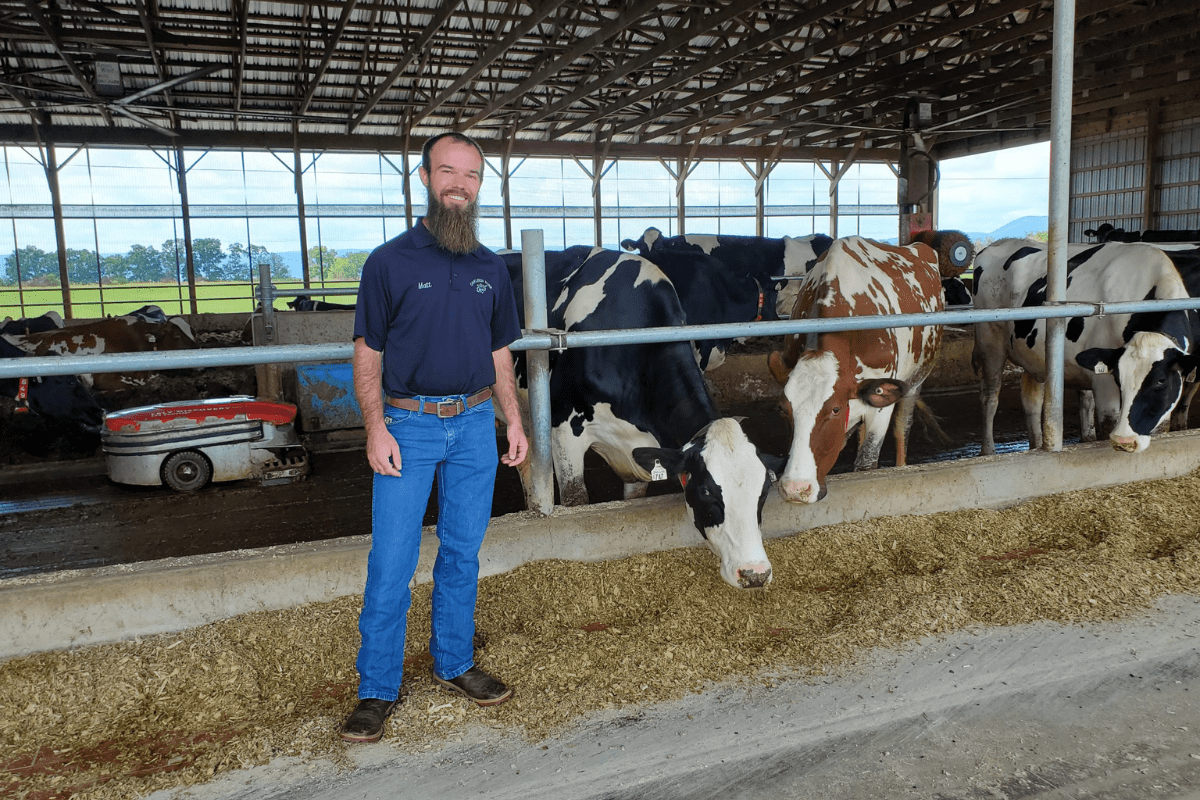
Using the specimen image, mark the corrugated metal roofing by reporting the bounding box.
[0,0,1195,160]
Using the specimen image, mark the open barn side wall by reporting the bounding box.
[3,434,1200,661]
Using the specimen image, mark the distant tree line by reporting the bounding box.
[308,246,368,281]
[0,239,290,286]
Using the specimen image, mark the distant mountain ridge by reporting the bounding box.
[961,215,1049,243]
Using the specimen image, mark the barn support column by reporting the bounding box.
[42,143,73,318]
[172,144,199,314]
[589,132,614,247]
[402,119,413,230]
[292,126,311,288]
[744,135,785,237]
[1141,100,1161,232]
[676,155,686,234]
[1042,0,1079,453]
[500,131,515,250]
[898,106,936,244]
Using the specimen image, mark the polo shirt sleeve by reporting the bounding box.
[491,261,522,351]
[353,248,391,351]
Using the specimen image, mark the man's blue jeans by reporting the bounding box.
[355,396,498,702]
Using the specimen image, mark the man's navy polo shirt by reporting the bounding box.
[353,222,521,398]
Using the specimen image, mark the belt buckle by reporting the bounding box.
[436,399,463,418]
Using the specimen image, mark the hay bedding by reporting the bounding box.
[5,472,1200,799]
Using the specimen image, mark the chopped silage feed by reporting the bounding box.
[4,469,1200,799]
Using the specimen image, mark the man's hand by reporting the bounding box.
[354,338,402,478]
[501,424,528,467]
[365,426,403,477]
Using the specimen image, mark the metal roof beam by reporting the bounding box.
[409,0,570,128]
[347,0,465,133]
[457,0,662,133]
[512,1,758,133]
[298,0,360,115]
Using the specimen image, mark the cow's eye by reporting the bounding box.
[831,406,841,415]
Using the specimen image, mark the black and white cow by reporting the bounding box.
[543,248,786,588]
[1,311,64,337]
[1,336,104,431]
[1074,246,1200,452]
[972,239,1196,455]
[120,304,169,324]
[288,295,357,311]
[499,245,596,323]
[620,227,834,317]
[642,249,779,371]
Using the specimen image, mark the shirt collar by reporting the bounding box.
[414,218,488,260]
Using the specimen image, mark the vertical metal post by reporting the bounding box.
[1141,101,1160,233]
[44,143,73,318]
[829,160,839,239]
[294,126,311,288]
[1043,0,1077,452]
[174,144,199,314]
[1041,0,1080,453]
[520,229,555,516]
[258,261,276,343]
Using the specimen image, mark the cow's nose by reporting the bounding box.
[1111,435,1139,453]
[779,479,817,504]
[737,566,772,589]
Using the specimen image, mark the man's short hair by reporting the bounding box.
[421,132,485,176]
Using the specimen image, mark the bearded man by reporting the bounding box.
[342,131,527,743]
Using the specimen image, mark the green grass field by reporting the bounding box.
[0,281,359,320]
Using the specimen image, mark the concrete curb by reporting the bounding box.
[4,432,1200,660]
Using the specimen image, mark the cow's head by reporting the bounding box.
[773,349,907,504]
[1,339,104,431]
[619,227,662,257]
[1077,331,1200,453]
[633,418,786,589]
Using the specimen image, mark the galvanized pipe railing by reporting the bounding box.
[9,297,1200,380]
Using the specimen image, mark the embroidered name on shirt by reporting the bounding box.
[418,281,432,289]
[470,278,493,294]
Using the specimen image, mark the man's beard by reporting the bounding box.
[424,191,480,255]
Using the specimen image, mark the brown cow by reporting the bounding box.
[767,236,944,504]
[2,316,198,393]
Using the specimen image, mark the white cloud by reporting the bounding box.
[938,141,1050,234]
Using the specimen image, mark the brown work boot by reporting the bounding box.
[339,697,399,743]
[433,666,513,707]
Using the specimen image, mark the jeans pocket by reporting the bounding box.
[384,409,414,426]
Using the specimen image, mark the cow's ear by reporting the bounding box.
[858,378,907,408]
[767,350,792,384]
[757,451,787,482]
[632,447,685,479]
[1076,347,1122,375]
[1175,352,1200,383]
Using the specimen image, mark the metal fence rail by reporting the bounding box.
[7,296,1200,378]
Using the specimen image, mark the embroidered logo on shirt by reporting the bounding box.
[470,278,493,294]
[418,281,432,289]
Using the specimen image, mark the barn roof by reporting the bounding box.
[0,0,1196,161]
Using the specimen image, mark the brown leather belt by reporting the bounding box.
[385,387,492,418]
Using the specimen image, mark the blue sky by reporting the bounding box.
[938,141,1051,235]
[1,140,1053,254]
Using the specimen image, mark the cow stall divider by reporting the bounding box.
[6,239,1200,516]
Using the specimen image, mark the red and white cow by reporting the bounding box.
[3,313,198,393]
[972,239,1196,455]
[768,237,944,504]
